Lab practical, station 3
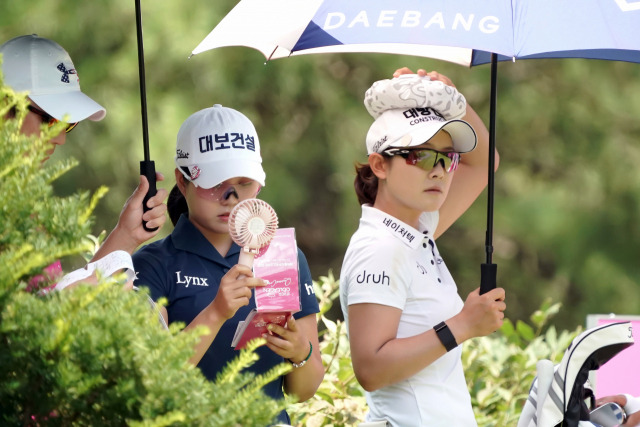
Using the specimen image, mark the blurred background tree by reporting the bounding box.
[2,0,640,331]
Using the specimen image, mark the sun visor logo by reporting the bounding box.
[189,165,201,180]
[57,63,77,84]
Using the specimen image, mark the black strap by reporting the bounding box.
[434,321,458,352]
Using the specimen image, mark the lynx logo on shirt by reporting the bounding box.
[356,270,390,286]
[175,271,209,288]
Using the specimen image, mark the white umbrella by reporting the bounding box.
[191,0,640,293]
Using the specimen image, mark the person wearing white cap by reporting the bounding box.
[132,105,324,425]
[340,70,507,427]
[1,34,106,158]
[1,34,167,284]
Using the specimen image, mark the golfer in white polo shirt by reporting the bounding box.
[340,70,507,427]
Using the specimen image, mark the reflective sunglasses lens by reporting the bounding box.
[195,180,261,202]
[65,122,79,133]
[412,150,451,171]
[28,106,55,126]
[411,150,459,173]
[29,105,77,132]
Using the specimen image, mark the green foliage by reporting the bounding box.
[0,84,101,292]
[0,283,276,425]
[290,274,582,427]
[0,84,289,426]
[0,282,289,426]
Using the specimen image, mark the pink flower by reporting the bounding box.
[26,260,63,294]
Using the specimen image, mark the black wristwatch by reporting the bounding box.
[434,321,458,352]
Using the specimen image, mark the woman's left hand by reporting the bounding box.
[393,67,456,88]
[263,316,310,363]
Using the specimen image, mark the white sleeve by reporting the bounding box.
[623,394,640,415]
[343,237,412,310]
[55,250,135,291]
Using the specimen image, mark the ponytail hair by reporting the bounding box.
[354,162,379,205]
[168,183,189,226]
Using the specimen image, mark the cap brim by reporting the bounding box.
[398,119,477,153]
[177,158,266,189]
[30,91,106,123]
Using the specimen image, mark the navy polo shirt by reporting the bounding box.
[132,214,319,424]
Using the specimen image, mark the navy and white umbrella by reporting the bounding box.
[192,0,640,292]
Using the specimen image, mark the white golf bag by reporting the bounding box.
[517,321,634,427]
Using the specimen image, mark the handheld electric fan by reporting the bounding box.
[228,198,278,269]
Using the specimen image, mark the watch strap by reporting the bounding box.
[434,321,458,352]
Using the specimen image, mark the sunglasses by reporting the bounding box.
[194,179,262,202]
[383,148,460,173]
[27,105,78,133]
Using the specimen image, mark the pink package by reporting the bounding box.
[253,228,301,313]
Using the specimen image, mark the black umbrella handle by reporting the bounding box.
[135,0,157,232]
[480,263,497,295]
[140,160,158,232]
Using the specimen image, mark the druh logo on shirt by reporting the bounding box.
[356,270,390,286]
[175,271,209,287]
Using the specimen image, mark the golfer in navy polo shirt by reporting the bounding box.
[340,71,507,427]
[132,105,323,425]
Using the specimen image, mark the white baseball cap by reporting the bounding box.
[175,104,266,189]
[0,34,106,123]
[366,107,477,155]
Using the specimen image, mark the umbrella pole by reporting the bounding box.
[479,53,498,295]
[135,0,158,232]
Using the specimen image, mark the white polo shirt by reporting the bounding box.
[340,205,476,427]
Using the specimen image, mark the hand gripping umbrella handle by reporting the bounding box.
[140,160,158,232]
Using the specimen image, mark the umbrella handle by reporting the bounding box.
[480,263,497,295]
[140,160,158,232]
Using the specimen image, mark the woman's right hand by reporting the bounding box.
[211,264,265,320]
[450,287,506,342]
[596,394,640,426]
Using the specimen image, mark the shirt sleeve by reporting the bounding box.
[343,236,412,310]
[132,248,169,302]
[294,248,319,320]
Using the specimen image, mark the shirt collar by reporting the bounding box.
[171,214,240,264]
[361,205,430,249]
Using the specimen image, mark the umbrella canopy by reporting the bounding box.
[191,0,640,292]
[192,0,640,65]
